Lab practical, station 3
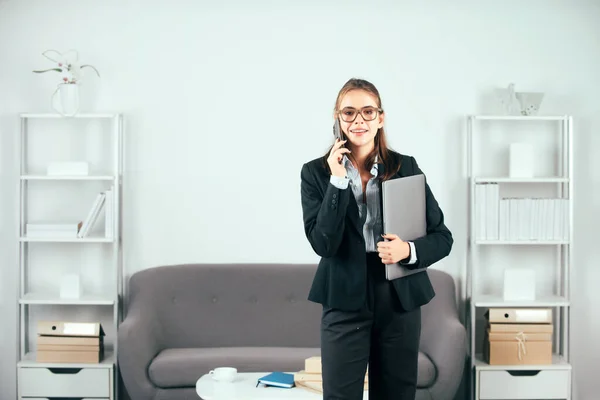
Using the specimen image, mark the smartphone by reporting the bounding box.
[333,118,343,142]
[332,118,345,165]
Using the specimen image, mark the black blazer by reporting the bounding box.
[300,151,453,312]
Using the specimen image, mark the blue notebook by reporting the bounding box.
[256,372,295,388]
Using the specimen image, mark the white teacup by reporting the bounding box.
[209,367,238,382]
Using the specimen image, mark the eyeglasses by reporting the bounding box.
[337,106,383,122]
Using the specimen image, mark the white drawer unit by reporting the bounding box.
[19,367,111,398]
[478,369,571,399]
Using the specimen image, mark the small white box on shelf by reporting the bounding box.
[509,143,533,178]
[60,274,82,299]
[47,161,89,176]
[26,223,81,238]
[503,268,536,301]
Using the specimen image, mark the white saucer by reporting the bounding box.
[211,375,240,383]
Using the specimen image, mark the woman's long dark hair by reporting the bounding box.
[322,78,401,181]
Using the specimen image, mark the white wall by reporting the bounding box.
[1,0,599,399]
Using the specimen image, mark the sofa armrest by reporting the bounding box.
[420,316,467,400]
[118,302,163,400]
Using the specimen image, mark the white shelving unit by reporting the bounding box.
[466,115,573,400]
[16,113,123,400]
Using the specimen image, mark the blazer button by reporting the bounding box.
[333,193,337,199]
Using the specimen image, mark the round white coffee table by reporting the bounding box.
[196,372,368,399]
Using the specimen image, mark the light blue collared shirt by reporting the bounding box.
[330,155,417,264]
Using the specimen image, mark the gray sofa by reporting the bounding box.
[118,263,466,400]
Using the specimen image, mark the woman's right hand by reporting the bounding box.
[327,139,351,177]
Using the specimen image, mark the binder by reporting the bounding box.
[38,321,105,337]
[487,308,552,324]
[381,174,427,280]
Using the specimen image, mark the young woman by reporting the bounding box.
[300,78,453,400]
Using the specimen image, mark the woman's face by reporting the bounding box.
[337,89,384,150]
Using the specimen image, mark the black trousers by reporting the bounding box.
[320,252,422,400]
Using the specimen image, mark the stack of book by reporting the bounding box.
[484,308,553,365]
[294,356,368,393]
[36,321,104,364]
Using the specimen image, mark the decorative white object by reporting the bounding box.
[495,83,520,115]
[33,49,100,117]
[60,274,82,299]
[509,143,534,178]
[52,83,80,116]
[47,161,89,176]
[503,268,536,301]
[516,92,545,116]
[494,83,545,116]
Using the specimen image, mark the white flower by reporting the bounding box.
[33,49,99,84]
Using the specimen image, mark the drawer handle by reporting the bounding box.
[47,398,84,400]
[506,370,541,376]
[48,367,83,374]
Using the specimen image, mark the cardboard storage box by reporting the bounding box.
[36,321,104,363]
[483,308,554,365]
[484,324,553,365]
[295,357,368,393]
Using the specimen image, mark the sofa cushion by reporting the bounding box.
[148,347,320,388]
[148,347,437,389]
[135,264,323,349]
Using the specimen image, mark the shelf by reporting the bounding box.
[474,353,571,370]
[472,295,569,308]
[20,293,116,305]
[474,177,569,184]
[467,113,573,398]
[20,113,119,119]
[17,111,123,400]
[18,351,115,368]
[469,115,569,121]
[21,175,115,181]
[20,235,114,243]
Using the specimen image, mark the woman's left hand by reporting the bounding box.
[377,234,410,264]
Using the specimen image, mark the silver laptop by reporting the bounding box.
[381,174,427,280]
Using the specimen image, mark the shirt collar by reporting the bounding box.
[342,154,380,177]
